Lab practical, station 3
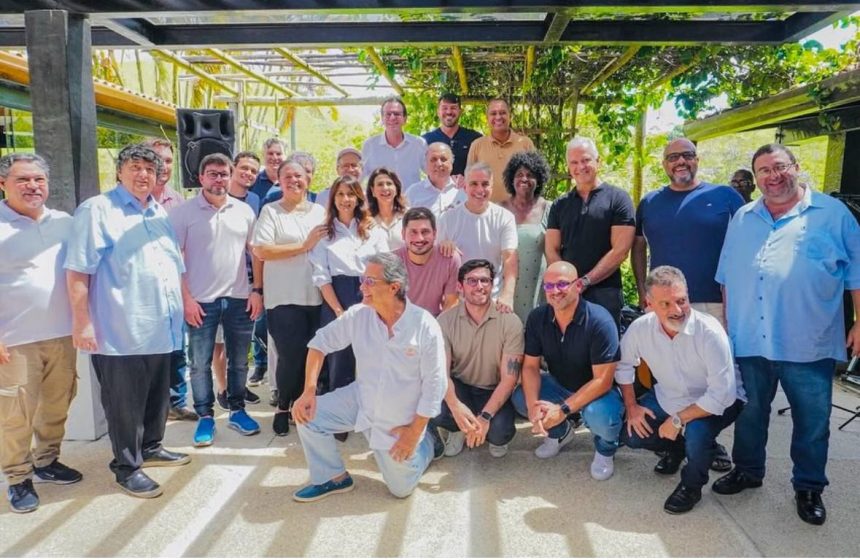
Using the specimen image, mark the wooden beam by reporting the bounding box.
[452,46,469,94]
[581,45,641,95]
[523,45,535,92]
[632,106,647,206]
[205,47,298,97]
[151,49,239,97]
[543,12,571,43]
[364,47,404,95]
[216,95,491,106]
[272,47,349,97]
[648,52,703,89]
[782,11,847,43]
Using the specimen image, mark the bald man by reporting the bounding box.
[511,261,624,480]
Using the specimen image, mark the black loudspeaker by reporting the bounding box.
[176,108,235,189]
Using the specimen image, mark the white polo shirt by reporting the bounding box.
[168,193,256,303]
[0,202,73,347]
[361,132,427,187]
[404,177,466,218]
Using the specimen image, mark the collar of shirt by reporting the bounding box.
[426,177,457,193]
[456,301,498,328]
[0,200,51,223]
[651,311,696,340]
[159,186,182,204]
[195,192,235,211]
[377,131,413,150]
[113,184,156,214]
[490,130,519,148]
[549,301,587,330]
[333,217,359,237]
[749,184,817,225]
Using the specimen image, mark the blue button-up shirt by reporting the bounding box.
[64,186,185,356]
[716,188,860,362]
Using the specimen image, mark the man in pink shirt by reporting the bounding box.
[394,207,460,317]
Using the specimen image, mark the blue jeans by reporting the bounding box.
[623,390,743,489]
[168,348,188,409]
[432,376,516,446]
[733,357,834,492]
[296,383,435,498]
[252,309,268,369]
[511,373,624,457]
[187,297,254,417]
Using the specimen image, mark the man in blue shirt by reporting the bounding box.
[250,137,285,201]
[511,261,624,481]
[65,144,191,500]
[714,143,860,526]
[422,93,482,185]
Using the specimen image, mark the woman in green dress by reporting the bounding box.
[499,151,552,325]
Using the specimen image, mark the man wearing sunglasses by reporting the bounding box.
[715,144,860,526]
[511,261,624,480]
[431,259,524,459]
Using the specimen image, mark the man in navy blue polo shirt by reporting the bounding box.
[511,261,624,480]
[422,93,481,187]
[545,137,635,327]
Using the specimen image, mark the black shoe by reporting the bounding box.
[712,468,763,495]
[167,407,199,421]
[429,425,445,461]
[664,483,702,514]
[7,479,39,513]
[273,411,290,436]
[795,490,826,525]
[334,432,349,442]
[711,443,732,472]
[269,389,279,408]
[143,448,191,467]
[117,471,162,499]
[654,451,685,475]
[33,460,83,485]
[244,387,261,405]
[216,391,229,411]
[248,366,266,387]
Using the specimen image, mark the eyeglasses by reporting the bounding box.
[360,275,386,287]
[754,163,795,178]
[204,171,230,180]
[542,280,573,292]
[463,277,492,287]
[383,111,404,118]
[665,151,697,163]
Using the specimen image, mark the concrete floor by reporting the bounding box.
[2,382,859,558]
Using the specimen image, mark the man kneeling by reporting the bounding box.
[617,266,745,514]
[432,259,523,458]
[292,253,447,501]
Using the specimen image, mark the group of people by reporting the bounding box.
[1,93,858,530]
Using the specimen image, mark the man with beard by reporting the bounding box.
[511,261,624,480]
[422,94,481,186]
[632,138,743,329]
[714,144,860,526]
[228,151,262,215]
[405,143,467,218]
[617,266,745,514]
[169,154,264,447]
[432,260,523,459]
[394,207,460,316]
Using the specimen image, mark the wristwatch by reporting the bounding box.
[671,414,683,429]
[580,275,592,289]
[479,410,493,422]
[252,287,264,295]
[560,402,572,416]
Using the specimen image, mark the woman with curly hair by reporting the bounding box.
[499,150,553,324]
[366,167,408,250]
[309,175,388,394]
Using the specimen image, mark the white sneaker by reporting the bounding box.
[444,431,466,457]
[534,422,575,459]
[590,451,615,481]
[488,443,509,458]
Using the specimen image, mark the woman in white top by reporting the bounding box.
[366,167,407,250]
[310,175,389,393]
[252,161,327,436]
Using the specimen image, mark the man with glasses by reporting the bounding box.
[422,93,482,186]
[291,252,447,501]
[511,261,624,480]
[432,260,524,459]
[546,137,635,327]
[169,153,264,447]
[632,138,744,330]
[714,143,860,525]
[729,169,755,203]
[361,96,427,187]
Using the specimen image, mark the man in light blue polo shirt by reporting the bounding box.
[714,143,860,526]
[65,144,190,500]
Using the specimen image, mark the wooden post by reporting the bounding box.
[632,106,647,205]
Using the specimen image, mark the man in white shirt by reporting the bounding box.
[0,153,81,514]
[361,96,427,187]
[404,142,466,218]
[438,162,518,313]
[292,252,447,501]
[616,266,745,515]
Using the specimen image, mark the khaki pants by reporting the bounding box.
[691,302,726,330]
[0,336,77,485]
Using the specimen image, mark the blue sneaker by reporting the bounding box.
[194,416,216,447]
[228,409,260,436]
[293,474,355,502]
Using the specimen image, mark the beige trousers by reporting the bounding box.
[0,336,77,485]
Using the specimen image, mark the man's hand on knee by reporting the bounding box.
[292,390,316,424]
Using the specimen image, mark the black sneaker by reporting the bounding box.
[244,387,261,405]
[34,460,83,485]
[664,482,702,514]
[429,425,445,461]
[117,471,162,499]
[269,389,279,407]
[216,391,229,411]
[248,366,266,387]
[273,411,290,436]
[7,479,39,513]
